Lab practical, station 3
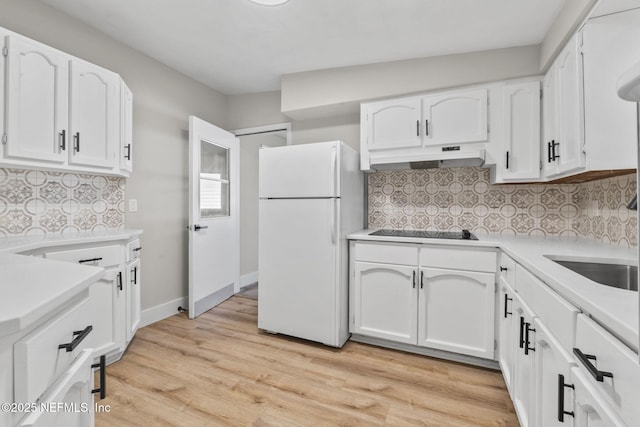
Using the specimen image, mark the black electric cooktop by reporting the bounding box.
[369,229,479,240]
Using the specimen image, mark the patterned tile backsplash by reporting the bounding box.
[0,168,125,236]
[368,168,637,247]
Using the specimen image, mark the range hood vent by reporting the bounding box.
[370,148,485,171]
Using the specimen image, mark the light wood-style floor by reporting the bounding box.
[95,295,519,426]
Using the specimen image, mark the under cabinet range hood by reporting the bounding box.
[368,148,486,170]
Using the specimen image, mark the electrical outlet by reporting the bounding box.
[128,199,138,212]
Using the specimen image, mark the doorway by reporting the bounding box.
[234,123,291,299]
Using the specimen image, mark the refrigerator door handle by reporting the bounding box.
[330,199,337,245]
[331,147,338,197]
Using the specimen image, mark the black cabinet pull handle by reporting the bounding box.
[557,374,575,422]
[500,266,508,272]
[59,130,66,151]
[416,120,420,137]
[91,355,107,400]
[573,348,613,382]
[505,151,510,170]
[131,266,138,285]
[58,325,92,352]
[553,140,560,160]
[412,270,416,289]
[124,143,131,160]
[117,271,123,291]
[74,132,80,152]
[504,294,513,318]
[519,316,526,349]
[425,119,429,136]
[78,257,103,264]
[547,141,553,163]
[524,322,535,355]
[133,246,142,252]
[420,270,424,289]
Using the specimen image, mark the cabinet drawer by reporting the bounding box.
[353,242,418,265]
[14,296,92,403]
[574,313,640,427]
[419,246,496,272]
[45,244,121,268]
[515,265,579,352]
[497,252,516,285]
[126,239,142,263]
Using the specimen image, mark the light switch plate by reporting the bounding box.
[128,199,138,212]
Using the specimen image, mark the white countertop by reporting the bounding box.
[0,253,104,337]
[0,229,142,337]
[348,229,639,352]
[0,229,143,254]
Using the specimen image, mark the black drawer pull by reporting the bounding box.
[412,270,416,289]
[519,316,525,348]
[133,246,142,252]
[74,132,80,152]
[524,322,535,355]
[503,293,513,318]
[573,348,613,382]
[78,257,102,264]
[91,355,106,400]
[131,266,138,285]
[117,271,123,291]
[499,266,508,272]
[58,325,92,352]
[557,374,575,422]
[124,143,131,160]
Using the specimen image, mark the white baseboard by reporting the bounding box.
[240,271,258,288]
[140,296,187,328]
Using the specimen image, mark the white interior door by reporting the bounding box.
[188,116,239,319]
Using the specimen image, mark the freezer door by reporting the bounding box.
[259,141,340,198]
[258,198,341,346]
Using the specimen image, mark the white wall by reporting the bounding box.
[0,0,229,311]
[281,45,541,119]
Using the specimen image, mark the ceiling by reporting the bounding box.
[38,0,566,95]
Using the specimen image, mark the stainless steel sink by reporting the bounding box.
[547,258,638,291]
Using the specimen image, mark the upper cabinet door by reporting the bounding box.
[502,81,541,181]
[364,97,422,150]
[69,60,119,169]
[542,67,559,177]
[422,88,488,146]
[119,80,133,174]
[555,33,585,174]
[4,35,68,163]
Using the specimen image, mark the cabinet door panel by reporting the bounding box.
[532,319,575,427]
[5,35,68,163]
[352,262,417,344]
[512,295,535,427]
[126,258,141,342]
[556,33,585,174]
[365,98,421,150]
[69,60,119,169]
[502,81,541,180]
[542,67,558,177]
[498,277,516,394]
[418,267,495,359]
[88,270,125,356]
[571,367,627,427]
[422,89,488,146]
[119,80,133,174]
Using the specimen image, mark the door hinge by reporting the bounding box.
[539,160,543,171]
[2,47,7,57]
[2,134,6,144]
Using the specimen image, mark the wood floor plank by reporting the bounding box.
[96,295,519,426]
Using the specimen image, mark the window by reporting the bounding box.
[200,140,229,218]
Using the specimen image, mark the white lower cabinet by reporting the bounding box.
[87,270,125,357]
[16,350,95,427]
[350,242,496,360]
[512,293,536,427]
[352,261,418,344]
[418,267,495,359]
[498,276,516,393]
[570,367,627,427]
[126,258,141,342]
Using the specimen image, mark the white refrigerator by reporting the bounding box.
[258,141,363,347]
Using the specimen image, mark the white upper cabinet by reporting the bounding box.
[120,80,133,175]
[4,34,68,164]
[581,8,640,173]
[543,32,585,178]
[422,88,488,146]
[364,97,421,150]
[1,27,133,177]
[69,60,119,169]
[500,81,541,181]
